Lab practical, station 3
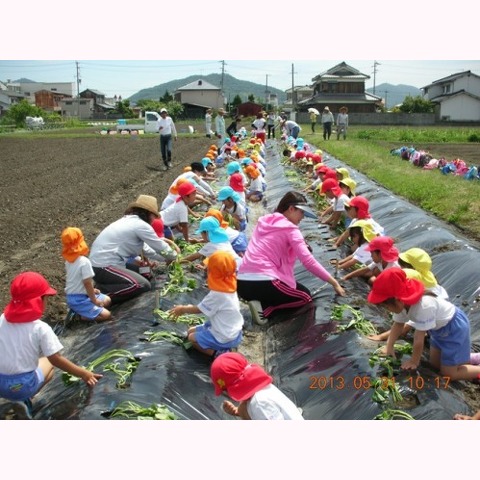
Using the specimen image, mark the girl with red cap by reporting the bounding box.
[61,227,112,322]
[368,267,480,382]
[0,272,103,413]
[342,235,399,284]
[169,251,244,359]
[319,178,351,229]
[210,352,304,419]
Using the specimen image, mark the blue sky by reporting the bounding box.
[1,59,479,100]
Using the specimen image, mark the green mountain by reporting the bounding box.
[128,73,287,104]
[366,83,422,109]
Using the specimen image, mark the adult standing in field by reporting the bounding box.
[205,108,213,138]
[309,111,317,133]
[321,106,334,140]
[281,118,301,140]
[251,111,267,144]
[336,106,349,140]
[157,108,177,171]
[237,191,345,325]
[89,195,177,304]
[215,108,227,148]
[266,111,279,139]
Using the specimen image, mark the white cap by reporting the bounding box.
[160,108,167,113]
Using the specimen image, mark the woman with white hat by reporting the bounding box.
[89,194,177,304]
[321,106,334,140]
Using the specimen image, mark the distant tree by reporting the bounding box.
[247,94,256,102]
[1,99,44,127]
[136,99,162,114]
[231,94,242,107]
[160,90,174,103]
[398,95,434,113]
[114,99,135,118]
[163,101,184,119]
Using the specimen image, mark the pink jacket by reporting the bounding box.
[238,212,331,288]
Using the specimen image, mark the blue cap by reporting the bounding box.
[195,217,229,243]
[217,186,241,203]
[226,161,240,175]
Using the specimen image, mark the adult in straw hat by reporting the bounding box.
[89,195,178,304]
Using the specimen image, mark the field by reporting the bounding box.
[1,128,479,415]
[0,132,214,319]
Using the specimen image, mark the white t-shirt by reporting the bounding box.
[334,193,350,212]
[0,315,63,375]
[353,243,373,265]
[65,256,95,295]
[197,291,244,343]
[198,241,242,269]
[368,260,399,272]
[248,176,263,193]
[160,200,189,227]
[393,295,455,331]
[247,384,305,420]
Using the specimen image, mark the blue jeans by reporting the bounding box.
[160,134,172,165]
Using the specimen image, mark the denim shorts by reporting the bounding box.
[66,293,109,320]
[194,321,242,351]
[0,368,44,402]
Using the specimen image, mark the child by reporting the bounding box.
[204,208,248,257]
[319,178,350,229]
[335,220,377,271]
[180,217,242,269]
[0,272,102,411]
[217,186,248,232]
[244,165,264,202]
[160,181,197,242]
[169,251,244,359]
[367,267,480,382]
[342,235,399,284]
[210,352,304,420]
[332,196,384,248]
[61,227,112,322]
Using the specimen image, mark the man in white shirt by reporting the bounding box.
[157,108,177,171]
[215,108,227,148]
[205,108,213,138]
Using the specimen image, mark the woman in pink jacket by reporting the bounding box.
[237,191,345,324]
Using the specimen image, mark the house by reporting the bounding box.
[422,71,480,122]
[298,61,382,114]
[15,81,74,103]
[34,89,72,112]
[235,101,264,118]
[59,97,94,119]
[80,89,116,116]
[174,79,226,117]
[284,85,314,110]
[0,89,27,116]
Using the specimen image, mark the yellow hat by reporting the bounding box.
[336,167,350,179]
[349,219,377,242]
[399,248,437,288]
[339,177,356,194]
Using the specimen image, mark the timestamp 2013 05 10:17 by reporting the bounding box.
[308,375,451,391]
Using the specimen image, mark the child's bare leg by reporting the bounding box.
[95,308,112,321]
[441,363,480,382]
[187,331,215,357]
[38,357,55,387]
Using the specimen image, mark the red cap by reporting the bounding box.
[229,173,244,192]
[345,196,371,219]
[365,236,399,262]
[151,218,164,238]
[210,352,272,401]
[177,181,196,197]
[367,267,424,305]
[321,178,342,196]
[4,272,57,323]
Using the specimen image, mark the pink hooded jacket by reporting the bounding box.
[238,212,331,288]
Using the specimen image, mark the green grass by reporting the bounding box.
[300,125,480,241]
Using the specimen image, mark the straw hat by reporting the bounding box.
[127,195,159,217]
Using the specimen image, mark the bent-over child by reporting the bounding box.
[168,251,244,359]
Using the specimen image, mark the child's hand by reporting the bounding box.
[81,370,103,387]
[401,359,418,371]
[169,305,184,319]
[222,400,239,417]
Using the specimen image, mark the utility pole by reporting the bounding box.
[220,60,225,104]
[372,60,380,95]
[291,63,296,115]
[265,74,269,107]
[75,61,81,119]
[384,89,388,110]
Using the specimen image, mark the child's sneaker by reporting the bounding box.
[64,309,79,327]
[470,352,480,365]
[247,300,268,326]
